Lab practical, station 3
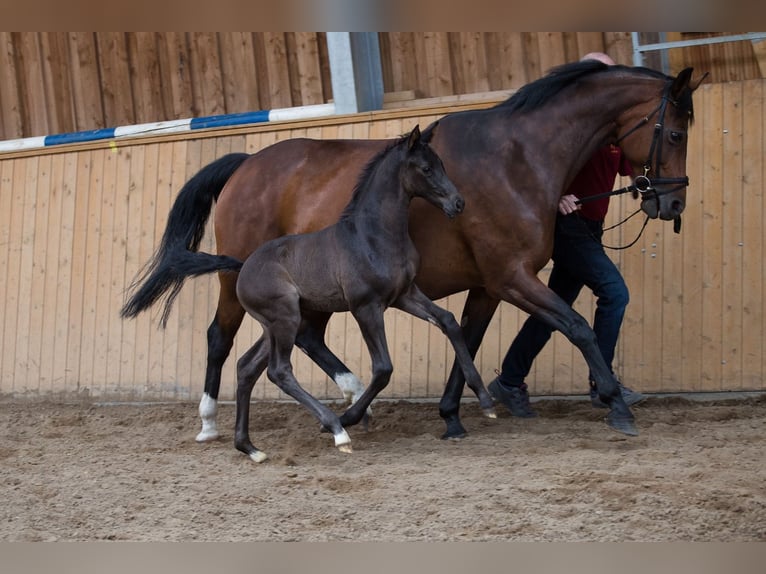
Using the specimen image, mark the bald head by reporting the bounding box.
[581,52,616,66]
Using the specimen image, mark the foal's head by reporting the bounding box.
[401,124,464,218]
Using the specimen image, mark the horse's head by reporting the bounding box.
[616,67,706,222]
[403,123,465,219]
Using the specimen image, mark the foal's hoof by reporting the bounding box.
[483,407,497,419]
[606,413,639,437]
[337,444,353,454]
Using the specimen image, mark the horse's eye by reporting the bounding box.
[669,131,684,144]
[423,166,432,174]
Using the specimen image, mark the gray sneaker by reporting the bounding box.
[590,381,645,408]
[488,378,538,418]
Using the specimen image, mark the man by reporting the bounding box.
[488,52,645,417]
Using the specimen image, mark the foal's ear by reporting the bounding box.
[407,124,421,149]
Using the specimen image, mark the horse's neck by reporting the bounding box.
[343,179,412,245]
[515,78,660,188]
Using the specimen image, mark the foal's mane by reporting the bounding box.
[496,60,694,120]
[338,132,412,221]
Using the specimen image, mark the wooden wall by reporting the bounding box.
[0,78,763,402]
[0,32,634,140]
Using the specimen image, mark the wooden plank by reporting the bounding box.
[188,32,225,117]
[91,147,118,397]
[259,32,291,109]
[50,153,77,394]
[740,80,764,389]
[66,32,104,131]
[15,33,49,136]
[537,32,567,74]
[0,160,16,393]
[39,33,75,134]
[156,32,193,120]
[13,157,39,393]
[104,148,132,398]
[752,39,766,78]
[1,159,27,393]
[292,32,324,105]
[680,86,706,392]
[219,32,260,113]
[422,32,453,98]
[386,33,419,95]
[522,33,542,81]
[720,81,744,390]
[0,32,23,139]
[62,151,89,394]
[28,155,52,392]
[96,32,135,127]
[118,145,146,395]
[127,32,164,124]
[701,83,724,391]
[457,32,490,94]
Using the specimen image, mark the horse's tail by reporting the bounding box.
[120,152,250,326]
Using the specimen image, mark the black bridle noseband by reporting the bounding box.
[575,79,689,244]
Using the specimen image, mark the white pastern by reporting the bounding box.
[195,393,219,442]
[334,372,372,415]
[249,450,268,463]
[334,429,352,453]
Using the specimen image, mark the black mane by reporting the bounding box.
[339,133,410,221]
[496,60,679,115]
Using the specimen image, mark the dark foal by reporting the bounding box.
[234,125,496,462]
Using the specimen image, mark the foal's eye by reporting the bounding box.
[423,166,432,174]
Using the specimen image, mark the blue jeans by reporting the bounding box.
[499,213,629,386]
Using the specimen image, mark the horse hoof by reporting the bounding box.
[483,407,497,419]
[606,414,639,437]
[195,429,219,443]
[441,418,467,440]
[337,444,353,454]
[248,450,268,463]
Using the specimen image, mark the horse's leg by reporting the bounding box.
[392,285,497,418]
[295,311,371,426]
[439,288,500,439]
[503,272,637,436]
[196,274,246,442]
[233,335,271,463]
[265,311,352,453]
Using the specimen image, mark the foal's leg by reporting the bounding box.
[295,311,371,425]
[338,305,394,428]
[438,288,500,439]
[264,310,352,453]
[233,335,271,462]
[392,286,497,420]
[196,275,246,442]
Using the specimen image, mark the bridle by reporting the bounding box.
[576,78,689,244]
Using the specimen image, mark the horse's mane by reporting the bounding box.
[496,60,693,121]
[338,133,410,221]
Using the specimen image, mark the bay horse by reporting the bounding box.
[229,125,495,461]
[122,60,703,441]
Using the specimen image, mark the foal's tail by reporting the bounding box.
[120,152,250,326]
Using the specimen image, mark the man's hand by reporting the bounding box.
[558,194,581,215]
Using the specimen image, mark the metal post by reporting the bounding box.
[326,32,384,114]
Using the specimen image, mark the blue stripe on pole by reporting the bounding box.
[44,127,117,146]
[190,110,271,130]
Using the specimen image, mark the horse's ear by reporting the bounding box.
[407,124,421,149]
[421,121,438,144]
[690,71,710,92]
[670,67,694,100]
